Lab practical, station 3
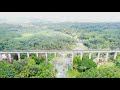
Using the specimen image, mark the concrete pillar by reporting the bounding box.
[62,53,64,60]
[0,53,2,60]
[8,54,12,62]
[97,53,100,60]
[71,53,74,68]
[105,53,109,62]
[80,52,83,60]
[27,53,29,58]
[54,53,56,57]
[36,53,38,57]
[114,52,117,60]
[18,53,20,60]
[45,53,48,63]
[89,53,92,59]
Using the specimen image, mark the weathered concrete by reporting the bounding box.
[36,53,38,57]
[27,53,29,58]
[17,53,20,60]
[89,53,92,59]
[105,53,109,62]
[114,52,117,60]
[8,54,12,62]
[0,50,120,62]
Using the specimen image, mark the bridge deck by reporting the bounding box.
[0,50,120,53]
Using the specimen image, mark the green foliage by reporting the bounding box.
[33,63,56,78]
[73,55,82,69]
[31,56,44,64]
[18,59,28,66]
[66,69,80,78]
[15,66,30,78]
[27,58,36,66]
[79,59,97,69]
[1,22,120,51]
[0,61,16,78]
[0,56,55,78]
[21,54,27,59]
[73,55,97,72]
[79,66,120,78]
[12,60,24,74]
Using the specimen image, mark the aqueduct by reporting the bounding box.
[0,50,120,63]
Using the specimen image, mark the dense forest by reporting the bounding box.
[1,22,120,51]
[1,21,120,78]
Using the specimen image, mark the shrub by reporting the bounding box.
[12,60,24,74]
[66,69,80,78]
[97,62,115,69]
[28,65,39,76]
[35,63,56,78]
[21,54,27,59]
[15,67,30,78]
[78,59,97,72]
[73,55,82,69]
[73,55,97,72]
[79,66,120,78]
[0,61,16,78]
[115,58,120,68]
[31,56,43,64]
[27,58,36,66]
[18,59,28,66]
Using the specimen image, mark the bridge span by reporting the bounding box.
[0,50,120,62]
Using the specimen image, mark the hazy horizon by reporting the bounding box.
[0,12,120,23]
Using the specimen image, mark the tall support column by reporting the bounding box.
[54,53,56,57]
[71,52,74,68]
[0,53,2,60]
[80,52,83,60]
[45,53,48,63]
[114,52,117,60]
[18,53,20,60]
[62,53,64,60]
[8,54,12,62]
[97,53,100,60]
[105,52,109,62]
[36,53,38,57]
[27,53,29,58]
[89,53,92,59]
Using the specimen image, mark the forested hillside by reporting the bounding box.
[1,21,120,78]
[0,22,120,51]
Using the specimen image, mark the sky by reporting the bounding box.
[0,12,120,23]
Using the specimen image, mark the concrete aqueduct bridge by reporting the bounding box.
[0,50,120,63]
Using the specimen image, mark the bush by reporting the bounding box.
[73,55,82,69]
[66,69,80,78]
[78,59,97,72]
[27,58,36,66]
[31,56,44,64]
[35,63,56,78]
[21,54,27,59]
[15,66,30,78]
[0,61,16,78]
[18,59,28,66]
[80,59,97,68]
[115,58,120,68]
[73,55,97,72]
[79,66,120,78]
[28,65,39,76]
[12,60,24,74]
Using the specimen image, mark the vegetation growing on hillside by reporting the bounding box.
[66,54,120,78]
[0,56,56,78]
[1,22,120,51]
